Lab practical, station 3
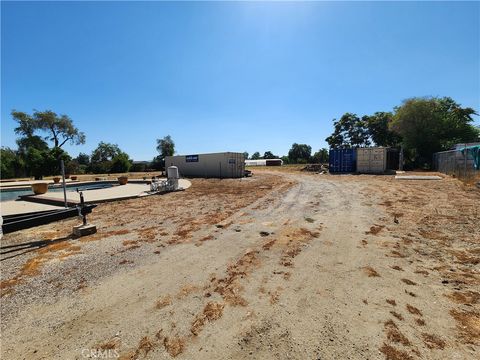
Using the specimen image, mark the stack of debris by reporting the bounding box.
[301,164,329,174]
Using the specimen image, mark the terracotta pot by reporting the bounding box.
[32,183,48,195]
[71,176,78,181]
[53,177,61,183]
[95,177,102,181]
[118,176,128,185]
[65,174,70,179]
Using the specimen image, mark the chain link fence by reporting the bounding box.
[433,145,480,184]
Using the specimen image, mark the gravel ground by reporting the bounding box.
[1,170,479,360]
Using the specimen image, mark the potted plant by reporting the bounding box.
[32,183,48,195]
[118,176,128,185]
[71,176,78,181]
[53,176,61,183]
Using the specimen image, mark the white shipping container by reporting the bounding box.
[165,152,245,178]
[356,147,388,174]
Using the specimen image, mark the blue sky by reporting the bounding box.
[2,1,479,160]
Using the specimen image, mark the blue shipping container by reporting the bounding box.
[329,149,356,173]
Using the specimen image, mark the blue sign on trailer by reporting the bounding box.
[329,149,356,173]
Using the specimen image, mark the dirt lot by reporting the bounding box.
[1,170,479,360]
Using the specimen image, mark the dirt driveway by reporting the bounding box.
[1,171,479,360]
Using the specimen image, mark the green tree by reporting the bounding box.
[280,156,290,165]
[288,143,312,163]
[311,148,329,163]
[243,151,249,160]
[263,151,277,159]
[155,135,175,169]
[251,152,261,160]
[363,112,402,147]
[1,147,24,179]
[325,113,370,148]
[76,153,90,165]
[89,142,126,173]
[12,110,85,148]
[391,97,479,167]
[110,152,132,173]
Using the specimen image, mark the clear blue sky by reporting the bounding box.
[2,1,479,160]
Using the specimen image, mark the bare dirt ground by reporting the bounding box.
[1,170,479,360]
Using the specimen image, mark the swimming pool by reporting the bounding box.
[0,182,115,202]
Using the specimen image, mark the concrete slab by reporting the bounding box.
[1,201,65,216]
[395,175,442,180]
[0,179,77,189]
[19,179,192,206]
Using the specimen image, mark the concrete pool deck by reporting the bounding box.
[1,201,65,216]
[0,179,78,189]
[1,179,192,216]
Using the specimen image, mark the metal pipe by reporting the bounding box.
[61,160,67,208]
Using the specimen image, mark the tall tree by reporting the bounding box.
[154,135,175,170]
[76,153,90,165]
[263,151,277,159]
[325,113,370,148]
[363,112,402,147]
[288,143,312,163]
[90,142,121,163]
[312,148,329,163]
[243,151,249,160]
[89,142,127,174]
[391,97,479,166]
[251,152,261,160]
[12,110,85,148]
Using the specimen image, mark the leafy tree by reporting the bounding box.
[110,152,132,173]
[150,156,163,171]
[263,151,277,159]
[311,148,329,163]
[325,113,370,148]
[66,160,82,175]
[89,142,129,173]
[288,143,312,163]
[281,156,290,165]
[243,152,249,160]
[363,112,402,147]
[391,97,479,167]
[251,152,261,160]
[155,135,175,169]
[76,153,90,165]
[12,110,85,148]
[90,142,121,163]
[1,147,24,179]
[23,147,71,179]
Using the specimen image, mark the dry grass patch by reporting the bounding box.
[97,338,120,350]
[390,311,404,321]
[446,290,480,305]
[363,266,380,277]
[212,249,260,306]
[401,278,417,286]
[1,239,83,296]
[415,318,425,326]
[191,302,225,336]
[421,333,446,349]
[155,295,172,309]
[406,304,422,316]
[384,320,411,346]
[176,284,200,299]
[366,225,385,235]
[386,299,396,306]
[379,343,413,360]
[163,336,185,357]
[450,309,480,345]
